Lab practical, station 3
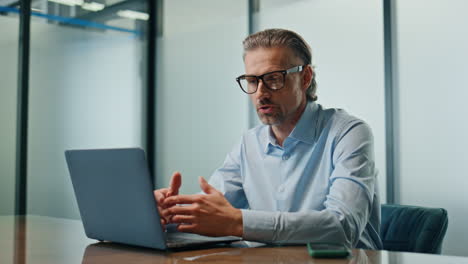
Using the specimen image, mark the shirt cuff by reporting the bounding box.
[241,209,276,242]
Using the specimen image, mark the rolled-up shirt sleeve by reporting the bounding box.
[240,122,378,248]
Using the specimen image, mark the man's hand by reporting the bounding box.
[162,176,243,237]
[153,172,182,225]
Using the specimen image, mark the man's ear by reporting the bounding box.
[302,65,313,91]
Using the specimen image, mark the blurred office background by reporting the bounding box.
[1,0,467,257]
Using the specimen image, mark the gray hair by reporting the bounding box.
[242,28,317,101]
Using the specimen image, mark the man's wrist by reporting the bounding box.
[232,208,243,237]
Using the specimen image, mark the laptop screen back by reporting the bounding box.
[65,148,167,249]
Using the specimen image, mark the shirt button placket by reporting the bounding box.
[278,185,285,192]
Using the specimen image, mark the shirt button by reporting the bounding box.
[282,154,290,160]
[278,186,285,192]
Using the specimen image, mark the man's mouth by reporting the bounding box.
[258,105,276,114]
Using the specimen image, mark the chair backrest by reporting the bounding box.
[380,204,448,254]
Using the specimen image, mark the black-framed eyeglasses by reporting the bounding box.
[235,65,307,94]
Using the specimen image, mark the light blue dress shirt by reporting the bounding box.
[209,101,383,249]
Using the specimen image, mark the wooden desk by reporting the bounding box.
[1,215,467,264]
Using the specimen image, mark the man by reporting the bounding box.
[154,29,382,249]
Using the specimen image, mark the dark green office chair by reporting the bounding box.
[380,204,448,254]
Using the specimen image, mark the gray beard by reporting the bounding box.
[258,112,285,126]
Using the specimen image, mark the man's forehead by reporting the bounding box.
[245,46,295,62]
[244,47,301,74]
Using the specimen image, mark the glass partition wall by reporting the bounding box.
[0,0,149,219]
[155,0,249,194]
[0,6,20,264]
[25,0,148,219]
[0,3,19,217]
[394,0,468,256]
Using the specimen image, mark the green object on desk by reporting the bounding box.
[307,242,351,258]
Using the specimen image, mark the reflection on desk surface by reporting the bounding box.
[82,242,380,264]
[81,242,468,264]
[2,215,468,264]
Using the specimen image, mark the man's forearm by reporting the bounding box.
[240,209,349,246]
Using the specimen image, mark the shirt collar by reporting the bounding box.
[263,101,319,154]
[289,101,318,145]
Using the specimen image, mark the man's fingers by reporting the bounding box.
[168,172,182,196]
[199,176,217,194]
[162,204,197,216]
[158,205,167,215]
[163,194,203,206]
[154,189,169,204]
[177,223,197,233]
[171,215,196,224]
[159,205,173,219]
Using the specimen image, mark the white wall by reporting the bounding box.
[27,21,145,219]
[0,16,19,215]
[394,0,468,256]
[255,0,387,202]
[155,0,249,194]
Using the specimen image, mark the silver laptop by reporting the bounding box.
[65,148,240,250]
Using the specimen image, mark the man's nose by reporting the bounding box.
[255,80,271,99]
